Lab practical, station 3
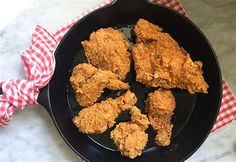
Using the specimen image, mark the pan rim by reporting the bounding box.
[47,1,223,161]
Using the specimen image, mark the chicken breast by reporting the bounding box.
[145,90,176,146]
[70,63,129,107]
[110,107,149,159]
[82,27,131,80]
[132,19,208,94]
[73,90,137,134]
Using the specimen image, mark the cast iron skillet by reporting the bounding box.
[36,0,222,161]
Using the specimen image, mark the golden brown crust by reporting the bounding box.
[110,122,148,159]
[73,90,137,134]
[70,63,129,107]
[82,28,131,80]
[130,106,149,130]
[145,90,175,146]
[110,106,149,159]
[134,18,163,42]
[132,19,208,94]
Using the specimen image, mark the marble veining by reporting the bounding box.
[0,0,236,162]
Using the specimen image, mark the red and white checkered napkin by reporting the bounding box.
[0,26,57,127]
[0,0,235,135]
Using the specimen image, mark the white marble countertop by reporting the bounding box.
[0,0,235,162]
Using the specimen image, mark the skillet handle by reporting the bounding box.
[115,0,147,4]
[37,85,52,116]
[0,86,52,116]
[114,0,148,8]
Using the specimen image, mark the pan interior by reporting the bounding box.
[66,24,197,151]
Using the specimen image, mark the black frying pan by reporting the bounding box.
[36,0,222,161]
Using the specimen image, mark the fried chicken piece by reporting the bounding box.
[81,28,131,80]
[110,107,149,159]
[132,19,208,94]
[111,123,148,159]
[70,63,129,107]
[73,90,137,134]
[129,106,149,130]
[145,90,176,146]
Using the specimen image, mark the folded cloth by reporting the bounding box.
[0,26,56,127]
[0,0,235,137]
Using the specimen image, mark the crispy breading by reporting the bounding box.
[145,90,176,146]
[70,63,129,107]
[130,106,149,130]
[82,28,131,80]
[73,90,137,134]
[111,123,148,159]
[110,107,149,159]
[132,19,208,94]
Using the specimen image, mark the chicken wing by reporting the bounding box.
[145,90,176,146]
[129,106,149,130]
[70,63,129,107]
[81,27,131,80]
[132,19,208,94]
[73,90,137,134]
[110,107,149,159]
